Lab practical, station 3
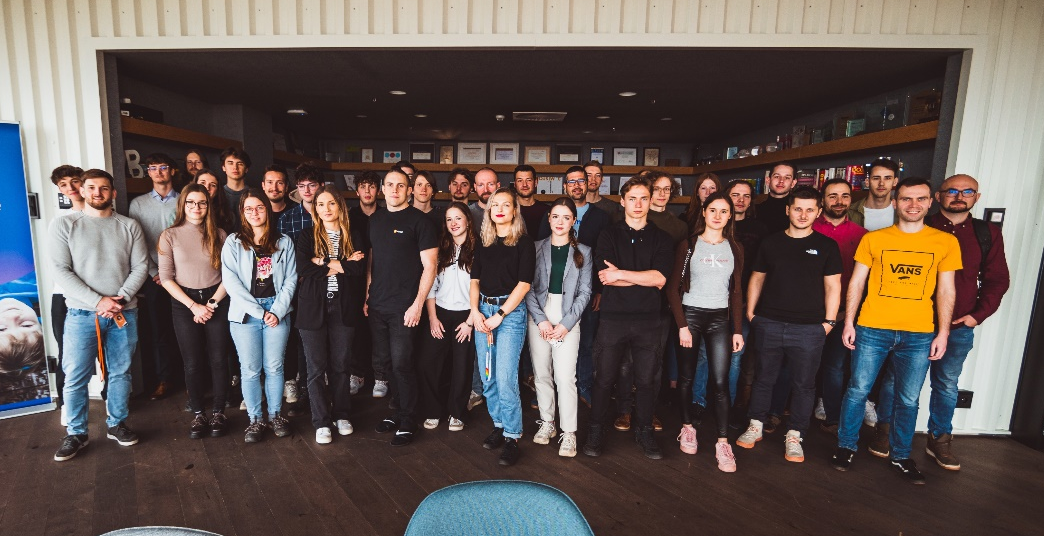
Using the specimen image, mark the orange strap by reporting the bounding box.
[95,315,106,377]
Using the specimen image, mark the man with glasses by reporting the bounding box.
[871,174,1009,471]
[263,164,297,226]
[514,164,549,239]
[584,161,621,219]
[849,158,900,231]
[220,147,251,228]
[128,153,181,401]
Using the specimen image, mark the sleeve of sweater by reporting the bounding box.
[118,217,151,301]
[49,216,103,309]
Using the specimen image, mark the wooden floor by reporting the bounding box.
[1,391,1042,536]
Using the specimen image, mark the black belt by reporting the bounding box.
[482,295,509,305]
[181,284,219,305]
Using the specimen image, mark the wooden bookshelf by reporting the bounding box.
[121,116,242,150]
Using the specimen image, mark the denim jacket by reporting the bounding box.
[221,233,297,323]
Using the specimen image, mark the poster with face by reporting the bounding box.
[0,122,52,417]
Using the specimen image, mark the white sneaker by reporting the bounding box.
[533,420,557,445]
[736,419,763,449]
[349,375,364,395]
[372,380,389,398]
[784,430,804,462]
[864,401,878,427]
[814,397,826,421]
[284,380,299,404]
[423,419,440,430]
[558,432,577,457]
[316,427,332,444]
[448,417,464,432]
[335,419,353,436]
[59,405,68,427]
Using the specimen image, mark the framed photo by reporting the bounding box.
[361,148,373,163]
[643,147,660,167]
[490,143,520,165]
[613,147,638,166]
[457,142,487,165]
[590,147,604,164]
[557,145,581,164]
[616,176,632,195]
[410,143,435,163]
[382,150,402,163]
[524,145,551,165]
[439,145,455,164]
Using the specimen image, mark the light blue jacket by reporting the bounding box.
[221,233,297,323]
[525,238,592,331]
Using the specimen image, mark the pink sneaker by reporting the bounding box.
[677,426,697,454]
[715,441,737,473]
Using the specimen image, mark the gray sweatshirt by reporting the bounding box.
[49,211,150,311]
[128,191,178,276]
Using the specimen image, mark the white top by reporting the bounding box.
[428,245,472,311]
[863,206,895,232]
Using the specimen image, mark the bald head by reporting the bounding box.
[937,174,980,214]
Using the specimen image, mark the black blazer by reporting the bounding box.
[295,226,369,330]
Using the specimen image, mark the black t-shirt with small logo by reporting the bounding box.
[367,206,439,314]
[751,230,842,324]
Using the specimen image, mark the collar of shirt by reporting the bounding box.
[928,211,967,231]
[150,189,178,203]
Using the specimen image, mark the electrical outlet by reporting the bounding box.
[957,390,974,409]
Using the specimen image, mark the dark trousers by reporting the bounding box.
[300,298,355,429]
[141,278,179,385]
[170,290,230,413]
[50,294,68,405]
[678,307,731,437]
[591,317,663,430]
[352,314,374,380]
[616,312,676,413]
[370,309,418,431]
[747,317,826,436]
[417,307,475,421]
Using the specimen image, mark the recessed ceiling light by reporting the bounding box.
[661,117,672,121]
[389,90,407,95]
[618,91,637,97]
[582,130,593,134]
[414,114,427,118]
[286,108,308,115]
[356,114,367,118]
[596,115,610,120]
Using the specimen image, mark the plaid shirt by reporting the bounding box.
[277,203,313,241]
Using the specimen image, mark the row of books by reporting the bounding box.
[741,165,870,194]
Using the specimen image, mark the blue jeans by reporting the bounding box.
[576,304,599,400]
[877,326,975,437]
[692,316,748,406]
[838,326,933,459]
[229,297,291,421]
[62,308,138,436]
[820,325,850,425]
[474,299,527,439]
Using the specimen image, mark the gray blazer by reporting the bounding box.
[525,238,592,331]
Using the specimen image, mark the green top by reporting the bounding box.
[548,243,569,294]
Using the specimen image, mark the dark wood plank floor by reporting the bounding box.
[1,390,1042,536]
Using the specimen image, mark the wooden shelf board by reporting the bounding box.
[121,116,242,150]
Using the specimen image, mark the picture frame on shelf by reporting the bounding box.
[410,143,435,163]
[439,145,455,164]
[616,176,632,195]
[382,150,402,163]
[643,147,660,167]
[613,147,638,166]
[490,143,520,165]
[457,142,487,164]
[590,147,604,164]
[524,145,551,165]
[361,148,373,163]
[557,145,581,164]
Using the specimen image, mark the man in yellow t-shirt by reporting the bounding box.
[829,177,961,485]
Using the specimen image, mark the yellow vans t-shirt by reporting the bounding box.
[854,225,962,333]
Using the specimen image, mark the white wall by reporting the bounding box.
[2,0,1042,434]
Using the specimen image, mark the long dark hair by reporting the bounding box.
[690,192,736,243]
[166,183,223,270]
[236,189,282,255]
[437,202,476,273]
[684,172,723,227]
[196,169,235,232]
[547,197,585,268]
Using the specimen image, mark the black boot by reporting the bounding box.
[483,427,505,450]
[499,438,521,466]
[583,424,604,457]
[635,426,663,460]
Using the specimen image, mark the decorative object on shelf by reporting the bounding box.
[524,146,551,165]
[643,147,660,167]
[590,147,604,164]
[613,147,637,166]
[725,146,739,160]
[845,118,866,138]
[907,89,941,124]
[361,148,373,163]
[557,145,581,164]
[490,143,520,165]
[457,142,487,164]
[382,150,403,163]
[615,176,632,194]
[410,143,435,163]
[343,174,357,191]
[439,145,454,164]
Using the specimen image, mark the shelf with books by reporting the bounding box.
[276,157,692,176]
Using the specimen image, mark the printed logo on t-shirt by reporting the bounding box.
[393,229,404,234]
[699,254,730,268]
[806,249,818,255]
[879,250,935,300]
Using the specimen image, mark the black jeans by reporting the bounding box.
[370,309,418,431]
[300,297,355,429]
[678,306,731,437]
[170,286,229,413]
[591,317,663,430]
[747,317,827,436]
[417,307,475,421]
[352,313,373,380]
[141,277,180,385]
[50,294,68,405]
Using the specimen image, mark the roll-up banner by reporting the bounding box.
[0,121,54,419]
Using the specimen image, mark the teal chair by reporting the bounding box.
[405,480,594,535]
[100,528,222,536]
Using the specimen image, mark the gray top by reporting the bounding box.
[681,238,735,309]
[427,245,472,311]
[128,190,179,276]
[525,238,592,331]
[49,212,150,311]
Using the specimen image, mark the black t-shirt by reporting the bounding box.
[519,202,550,240]
[756,196,791,234]
[751,230,843,324]
[422,205,446,229]
[472,234,536,297]
[734,217,770,298]
[250,250,277,299]
[367,206,439,313]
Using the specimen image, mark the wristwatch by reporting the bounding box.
[823,319,837,327]
[207,298,218,309]
[496,308,507,318]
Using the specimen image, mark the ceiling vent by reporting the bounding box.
[512,111,567,122]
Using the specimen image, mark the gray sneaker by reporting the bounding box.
[373,380,389,398]
[349,375,364,396]
[533,420,557,445]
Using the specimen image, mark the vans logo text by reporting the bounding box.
[889,263,922,275]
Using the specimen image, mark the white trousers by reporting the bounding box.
[527,293,581,432]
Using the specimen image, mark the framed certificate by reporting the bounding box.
[457,143,487,165]
[410,143,435,163]
[613,147,638,166]
[439,145,455,164]
[590,147,604,164]
[524,146,551,165]
[382,150,402,164]
[490,143,520,165]
[643,147,660,167]
[557,145,581,164]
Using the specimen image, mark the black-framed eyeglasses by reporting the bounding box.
[944,188,977,197]
[565,179,587,185]
[185,200,208,208]
[147,165,171,172]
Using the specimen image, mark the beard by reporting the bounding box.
[87,197,113,210]
[943,202,971,214]
[825,205,848,219]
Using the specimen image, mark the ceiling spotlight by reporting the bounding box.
[389,90,407,95]
[618,91,637,97]
[415,114,427,118]
[661,117,672,121]
[596,115,610,120]
[582,130,593,134]
[356,114,367,118]
[286,108,308,115]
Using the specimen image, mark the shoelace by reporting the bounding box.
[717,443,735,460]
[785,435,802,450]
[677,427,696,444]
[559,434,575,449]
[744,425,760,436]
[536,420,555,436]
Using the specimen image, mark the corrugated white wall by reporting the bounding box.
[2,0,1041,434]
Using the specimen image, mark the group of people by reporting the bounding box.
[46,150,1008,484]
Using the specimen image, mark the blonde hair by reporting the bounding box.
[309,188,354,258]
[481,188,526,247]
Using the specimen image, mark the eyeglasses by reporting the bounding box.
[243,206,266,215]
[944,188,977,197]
[565,179,587,185]
[297,183,320,190]
[185,200,208,208]
[147,165,171,172]
[652,187,673,194]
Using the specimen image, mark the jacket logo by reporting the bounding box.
[806,249,818,255]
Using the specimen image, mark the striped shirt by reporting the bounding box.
[327,230,340,292]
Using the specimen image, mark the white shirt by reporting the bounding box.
[863,206,895,232]
[428,245,472,311]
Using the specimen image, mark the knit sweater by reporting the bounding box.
[49,212,149,310]
[157,222,227,289]
[128,191,178,276]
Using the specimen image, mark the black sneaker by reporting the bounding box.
[390,430,414,447]
[831,447,856,471]
[244,420,266,443]
[270,414,291,438]
[483,427,506,450]
[209,412,228,438]
[54,434,88,461]
[190,412,210,439]
[635,426,663,460]
[583,424,604,457]
[890,458,926,485]
[375,418,400,434]
[106,422,139,446]
[499,438,521,466]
